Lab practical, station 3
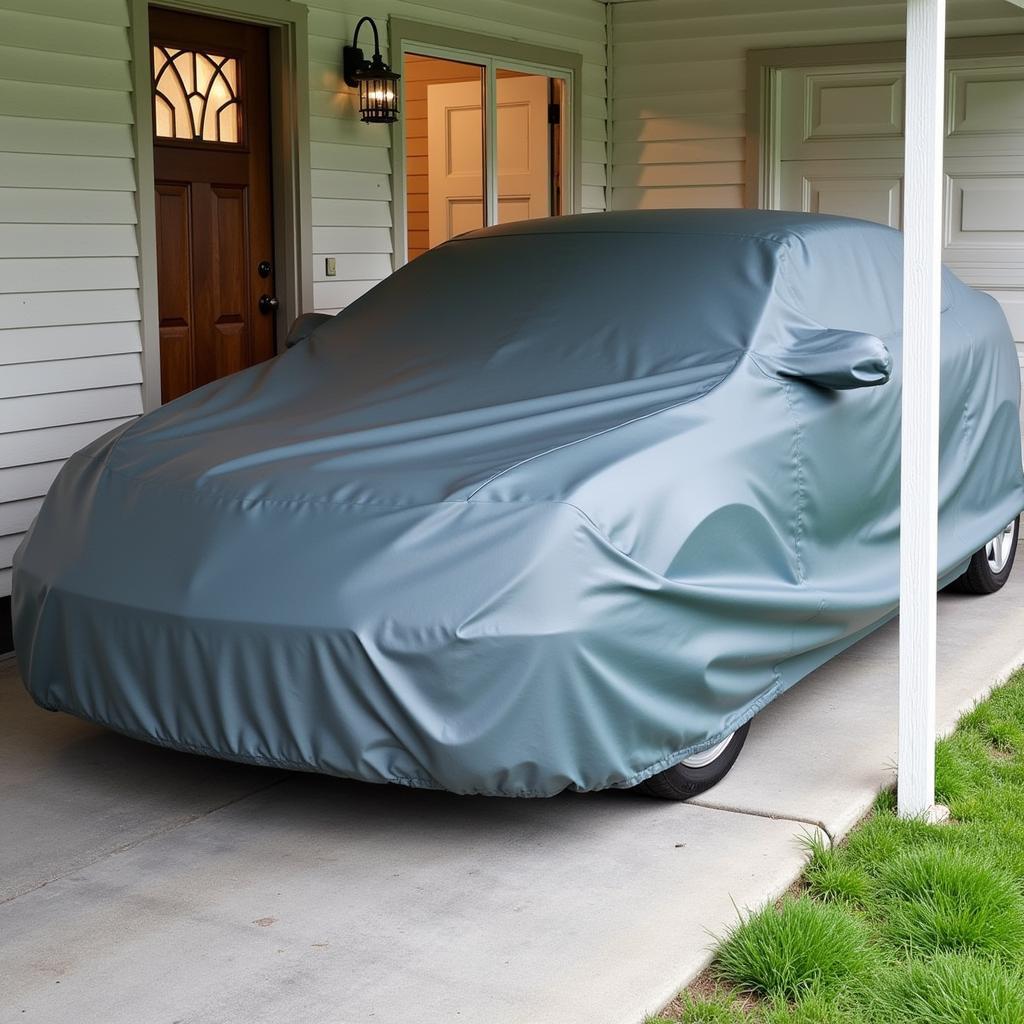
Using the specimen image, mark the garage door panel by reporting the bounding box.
[944,154,1024,175]
[780,159,903,228]
[806,71,903,141]
[946,174,1024,245]
[780,65,906,161]
[961,181,1024,233]
[948,60,1024,146]
[950,265,1024,289]
[806,175,900,227]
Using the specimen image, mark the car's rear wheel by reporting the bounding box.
[948,516,1019,595]
[636,722,751,801]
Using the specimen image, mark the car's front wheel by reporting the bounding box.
[636,722,751,800]
[948,516,1019,595]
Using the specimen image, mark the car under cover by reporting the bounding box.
[13,210,1024,796]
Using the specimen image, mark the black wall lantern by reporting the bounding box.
[343,16,400,125]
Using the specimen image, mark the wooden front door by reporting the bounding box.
[150,7,276,404]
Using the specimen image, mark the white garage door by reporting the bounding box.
[777,58,1024,366]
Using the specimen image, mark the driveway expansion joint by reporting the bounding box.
[688,800,834,846]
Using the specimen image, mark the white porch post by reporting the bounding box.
[898,0,947,820]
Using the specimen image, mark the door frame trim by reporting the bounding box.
[389,17,584,269]
[130,0,313,411]
[746,33,1024,212]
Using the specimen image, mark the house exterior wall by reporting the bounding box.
[306,0,608,316]
[0,0,141,598]
[609,0,1024,213]
[0,0,608,598]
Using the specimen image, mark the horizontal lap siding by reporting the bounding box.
[609,0,1024,213]
[303,0,608,314]
[0,0,139,597]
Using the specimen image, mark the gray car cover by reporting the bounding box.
[13,211,1024,796]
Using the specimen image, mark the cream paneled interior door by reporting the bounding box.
[777,58,1024,360]
[427,75,550,247]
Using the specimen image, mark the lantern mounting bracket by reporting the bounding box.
[343,16,384,88]
[342,15,401,124]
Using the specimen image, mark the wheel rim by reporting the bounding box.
[985,521,1016,575]
[681,733,734,769]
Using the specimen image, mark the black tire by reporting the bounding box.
[636,721,751,801]
[947,516,1019,595]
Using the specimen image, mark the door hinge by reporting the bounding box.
[548,102,561,126]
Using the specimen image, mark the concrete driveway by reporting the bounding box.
[2,559,1023,1024]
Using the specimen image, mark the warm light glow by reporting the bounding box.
[153,45,241,143]
[357,73,400,124]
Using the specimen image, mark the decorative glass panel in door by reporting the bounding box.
[153,45,241,144]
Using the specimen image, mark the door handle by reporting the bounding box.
[259,294,279,315]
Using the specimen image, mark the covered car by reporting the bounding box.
[13,210,1024,798]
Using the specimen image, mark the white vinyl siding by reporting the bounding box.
[304,0,608,315]
[0,0,141,597]
[609,0,1024,213]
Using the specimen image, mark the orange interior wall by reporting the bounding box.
[403,54,482,261]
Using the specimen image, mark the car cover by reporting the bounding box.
[13,211,1024,796]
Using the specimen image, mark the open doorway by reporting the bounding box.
[403,52,567,261]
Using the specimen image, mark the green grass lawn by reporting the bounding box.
[650,667,1024,1024]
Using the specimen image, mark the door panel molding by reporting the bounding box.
[153,181,194,400]
[948,60,1024,143]
[803,70,904,143]
[130,0,312,411]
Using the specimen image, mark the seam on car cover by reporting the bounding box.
[86,363,746,519]
[63,452,669,549]
[944,297,977,457]
[780,380,808,585]
[463,374,734,500]
[450,228,799,248]
[95,358,737,507]
[73,442,816,601]
[56,450,690,588]
[463,274,787,502]
[65,452,474,512]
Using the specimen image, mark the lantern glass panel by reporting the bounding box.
[358,70,400,123]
